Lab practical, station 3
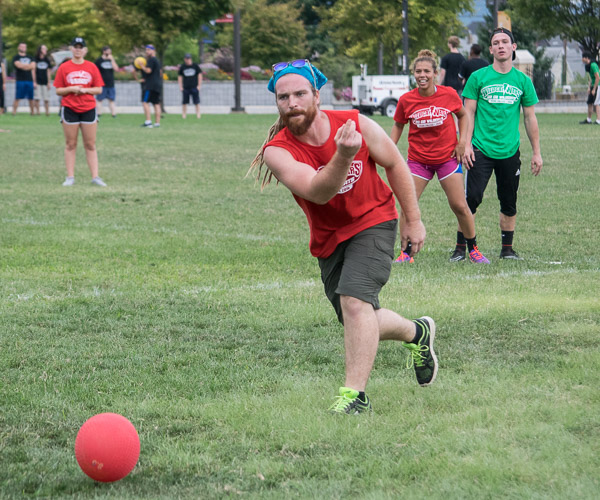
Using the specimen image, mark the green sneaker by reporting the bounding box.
[329,387,372,415]
[403,317,438,386]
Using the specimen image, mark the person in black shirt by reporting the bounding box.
[95,45,119,118]
[12,42,35,115]
[33,45,53,116]
[439,36,466,96]
[177,53,203,119]
[139,44,162,127]
[0,58,6,114]
[458,44,489,89]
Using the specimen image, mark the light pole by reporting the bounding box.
[402,0,409,75]
[231,8,245,113]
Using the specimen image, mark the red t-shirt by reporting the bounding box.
[53,59,104,113]
[393,86,462,164]
[266,109,398,258]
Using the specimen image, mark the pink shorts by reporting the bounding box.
[407,158,462,181]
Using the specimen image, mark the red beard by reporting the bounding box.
[281,104,318,136]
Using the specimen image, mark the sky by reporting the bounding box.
[459,0,488,24]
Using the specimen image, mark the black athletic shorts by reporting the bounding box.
[143,89,160,105]
[318,219,397,324]
[587,91,597,106]
[61,106,98,124]
[465,147,521,217]
[182,88,200,105]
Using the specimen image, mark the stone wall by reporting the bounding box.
[2,80,334,109]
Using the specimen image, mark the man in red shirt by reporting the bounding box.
[249,60,438,415]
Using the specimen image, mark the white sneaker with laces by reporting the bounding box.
[91,177,107,187]
[62,177,75,186]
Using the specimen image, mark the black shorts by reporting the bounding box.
[182,88,200,105]
[143,89,160,105]
[465,147,521,217]
[587,91,597,105]
[318,219,397,324]
[0,87,4,109]
[61,106,98,124]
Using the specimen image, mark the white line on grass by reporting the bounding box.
[181,279,319,295]
[2,217,292,244]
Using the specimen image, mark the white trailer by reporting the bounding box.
[351,65,410,118]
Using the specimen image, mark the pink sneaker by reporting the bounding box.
[394,251,414,263]
[469,246,490,264]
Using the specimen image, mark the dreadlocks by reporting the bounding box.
[247,116,285,189]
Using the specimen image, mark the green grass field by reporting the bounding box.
[1,112,598,499]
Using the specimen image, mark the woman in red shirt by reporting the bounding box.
[391,50,488,263]
[54,37,106,187]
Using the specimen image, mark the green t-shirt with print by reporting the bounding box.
[463,65,539,159]
[589,62,599,88]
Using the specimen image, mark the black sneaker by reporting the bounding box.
[141,122,153,128]
[449,247,466,262]
[579,119,592,125]
[329,387,372,415]
[499,247,523,260]
[403,317,438,386]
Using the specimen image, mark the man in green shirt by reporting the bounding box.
[457,27,542,261]
[579,51,600,125]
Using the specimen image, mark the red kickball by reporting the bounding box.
[75,412,140,482]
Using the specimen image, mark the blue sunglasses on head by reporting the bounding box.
[272,59,317,87]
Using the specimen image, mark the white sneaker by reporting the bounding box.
[153,123,160,128]
[62,177,75,186]
[91,177,107,187]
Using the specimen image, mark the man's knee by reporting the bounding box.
[340,295,370,322]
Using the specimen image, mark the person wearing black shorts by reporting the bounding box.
[53,37,107,187]
[139,44,162,128]
[177,53,203,119]
[0,59,6,114]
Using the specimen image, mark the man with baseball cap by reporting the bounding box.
[177,53,203,119]
[138,44,161,127]
[248,60,437,415]
[459,27,543,261]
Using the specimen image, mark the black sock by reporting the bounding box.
[358,391,366,402]
[466,236,477,252]
[501,230,514,248]
[456,231,467,247]
[411,321,423,344]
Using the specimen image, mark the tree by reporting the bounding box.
[244,0,308,67]
[93,0,230,63]
[2,0,118,58]
[294,0,338,57]
[213,0,308,69]
[318,0,473,75]
[508,0,600,60]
